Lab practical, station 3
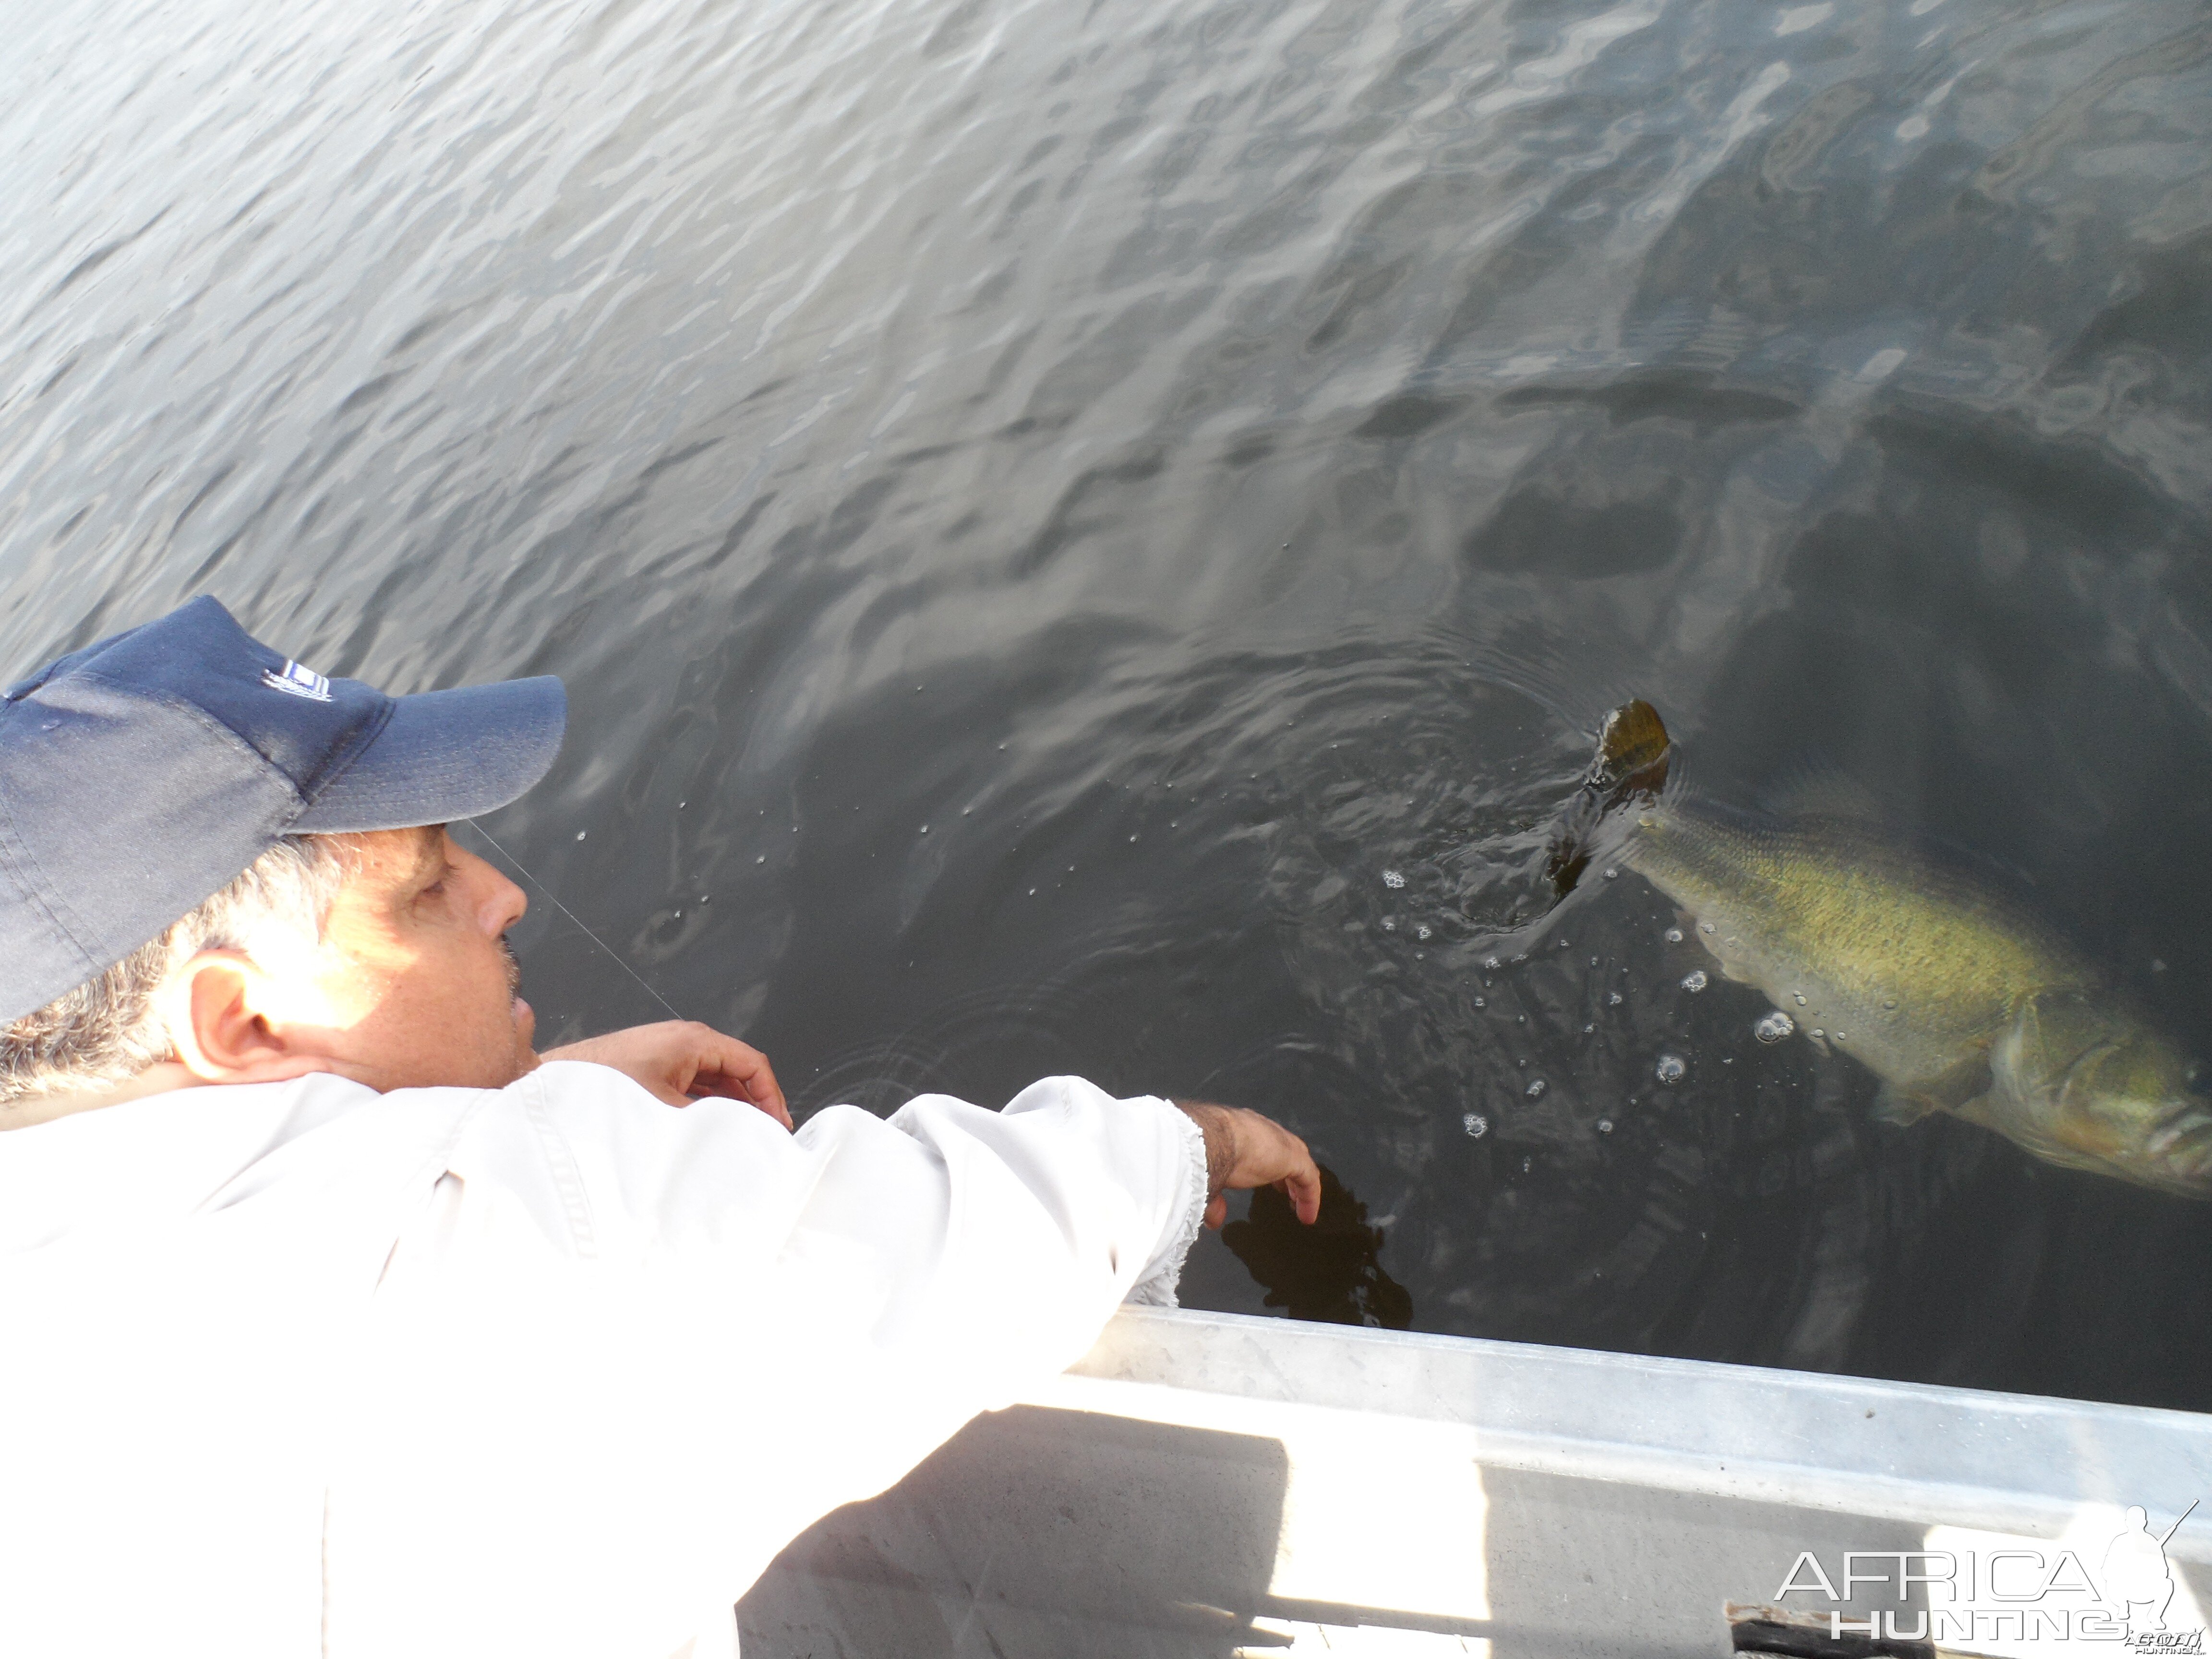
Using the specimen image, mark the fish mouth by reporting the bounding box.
[2025,1082,2212,1196]
[2126,1108,2212,1196]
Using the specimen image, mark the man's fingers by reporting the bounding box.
[1236,1110,1321,1226]
[730,1049,791,1128]
[687,1032,791,1128]
[546,1022,792,1127]
[1281,1164,1322,1226]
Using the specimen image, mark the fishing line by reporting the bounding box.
[464,818,687,1024]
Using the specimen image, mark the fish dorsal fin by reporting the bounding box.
[1762,758,1883,822]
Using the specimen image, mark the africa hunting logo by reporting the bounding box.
[1767,1504,2203,1654]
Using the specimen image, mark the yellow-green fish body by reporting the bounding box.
[1596,707,2212,1199]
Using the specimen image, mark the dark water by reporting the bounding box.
[4,0,2211,1410]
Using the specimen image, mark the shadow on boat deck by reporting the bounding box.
[736,1399,1926,1657]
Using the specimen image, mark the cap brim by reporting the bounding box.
[291,676,566,833]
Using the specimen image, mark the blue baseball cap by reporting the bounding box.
[0,596,566,1023]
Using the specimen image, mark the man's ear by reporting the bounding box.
[162,950,323,1084]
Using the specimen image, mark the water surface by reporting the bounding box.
[3,0,2210,1408]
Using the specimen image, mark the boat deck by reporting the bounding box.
[737,1307,2212,1657]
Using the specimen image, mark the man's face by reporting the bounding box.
[299,825,535,1092]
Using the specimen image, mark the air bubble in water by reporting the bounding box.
[1416,924,1432,940]
[1608,991,1623,1006]
[1883,999,1897,1010]
[1483,956,1501,971]
[1382,919,1396,931]
[1382,869,1406,889]
[1699,921,1716,935]
[1473,996,1486,1008]
[1810,1028,1825,1039]
[1681,970,1709,993]
[576,831,587,842]
[1603,867,1619,879]
[1793,992,1808,1006]
[1835,1031,1848,1042]
[1525,1079,1547,1099]
[1596,1118,1614,1134]
[1463,1113,1489,1138]
[1665,927,1683,944]
[1654,1054,1687,1085]
[1754,1010,1795,1044]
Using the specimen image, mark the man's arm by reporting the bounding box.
[533,1025,1328,1229]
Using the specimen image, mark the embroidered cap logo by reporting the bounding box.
[261,660,332,702]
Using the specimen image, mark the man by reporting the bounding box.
[0,597,1320,1658]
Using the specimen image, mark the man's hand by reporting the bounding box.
[539,1022,791,1128]
[1174,1101,1322,1228]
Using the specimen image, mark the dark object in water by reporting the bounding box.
[1221,1163,1413,1329]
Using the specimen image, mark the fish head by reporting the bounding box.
[1993,988,2212,1199]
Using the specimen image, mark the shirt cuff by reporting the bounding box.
[1124,1101,1208,1309]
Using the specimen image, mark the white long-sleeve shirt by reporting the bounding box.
[0,1063,1207,1658]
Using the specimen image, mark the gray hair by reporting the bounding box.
[0,835,355,1107]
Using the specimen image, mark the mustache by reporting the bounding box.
[500,937,522,1000]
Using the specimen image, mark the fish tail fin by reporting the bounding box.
[1545,699,1673,899]
[1590,699,1671,802]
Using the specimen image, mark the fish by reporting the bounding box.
[1568,701,2212,1200]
